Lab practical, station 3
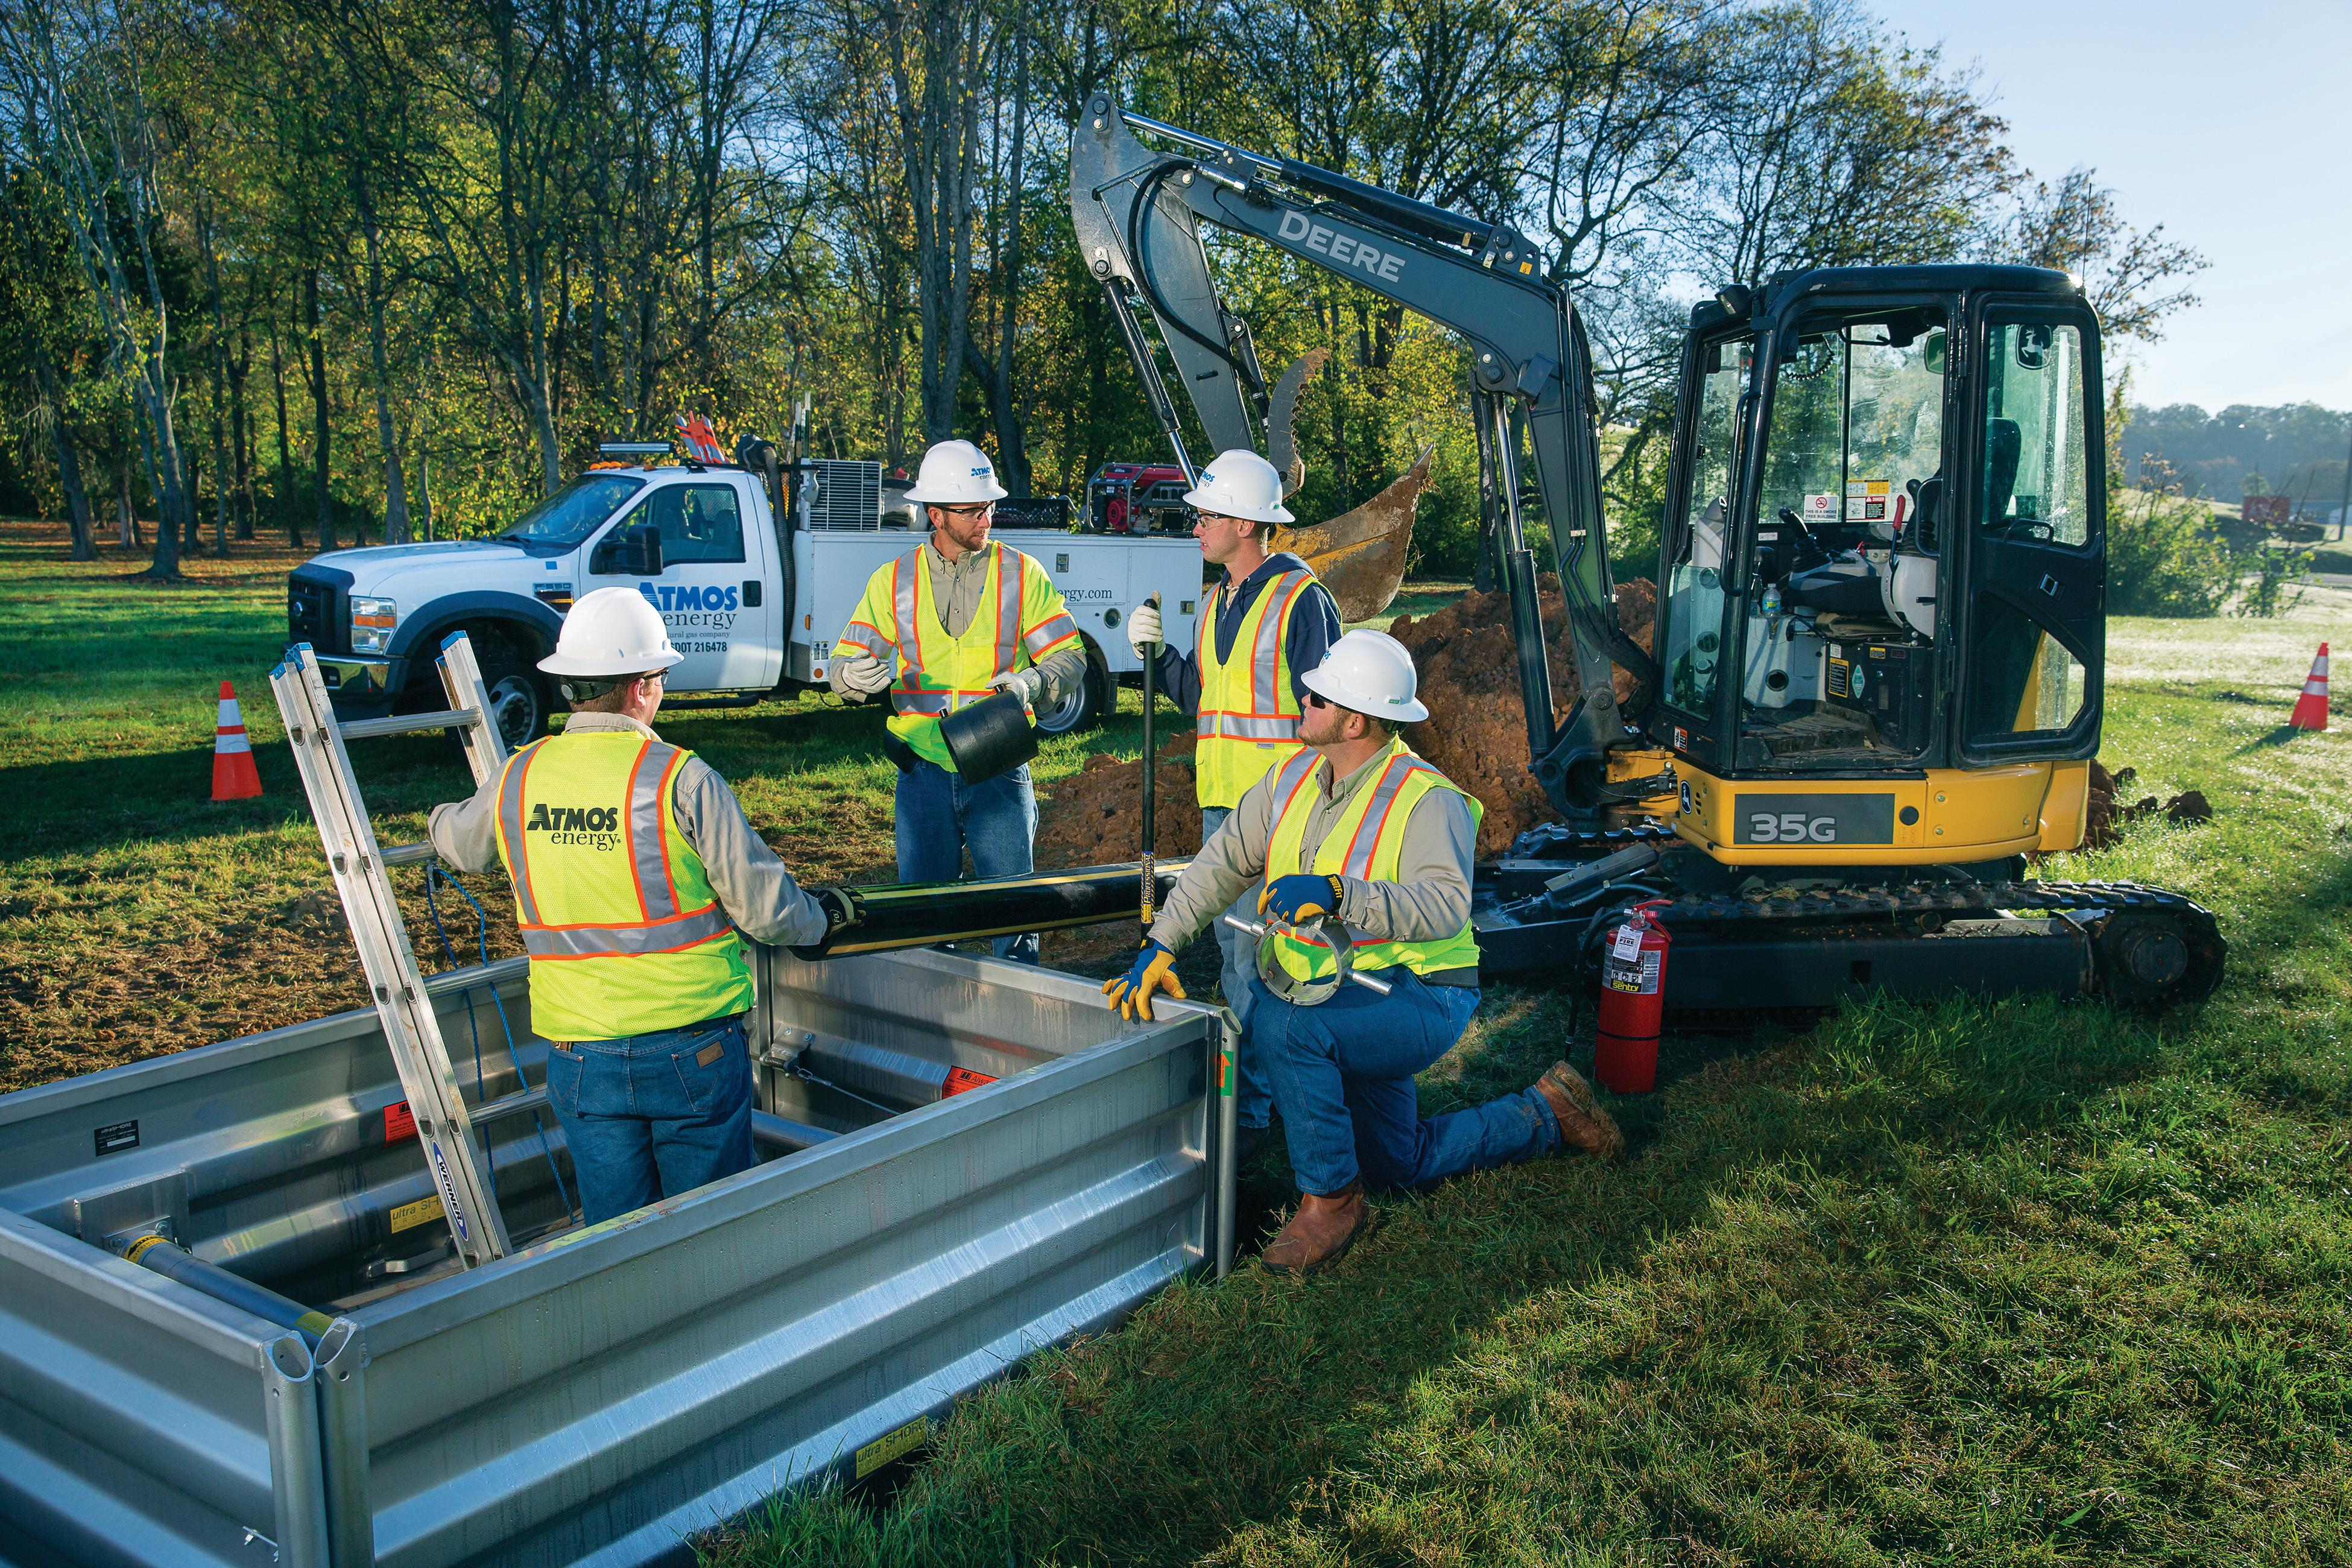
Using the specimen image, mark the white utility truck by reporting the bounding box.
[289,441,1209,747]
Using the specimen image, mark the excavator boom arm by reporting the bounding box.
[1070,95,1651,811]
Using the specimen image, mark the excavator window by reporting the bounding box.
[1660,334,1751,720]
[1965,320,2095,743]
[1733,308,1951,767]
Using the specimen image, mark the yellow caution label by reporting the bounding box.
[853,1415,929,1479]
[391,1194,446,1234]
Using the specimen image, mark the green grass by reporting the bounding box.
[5,522,2351,1563]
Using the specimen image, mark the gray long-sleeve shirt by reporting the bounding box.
[428,712,831,948]
[826,534,1089,705]
[1148,743,1478,996]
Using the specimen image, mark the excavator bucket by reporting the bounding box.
[1269,447,1435,621]
[1266,349,1434,621]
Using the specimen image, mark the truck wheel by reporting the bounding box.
[470,637,551,749]
[1034,644,1108,737]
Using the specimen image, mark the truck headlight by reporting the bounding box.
[351,596,398,653]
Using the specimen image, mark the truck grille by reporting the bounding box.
[288,578,341,652]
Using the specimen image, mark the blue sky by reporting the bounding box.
[1873,0,2351,413]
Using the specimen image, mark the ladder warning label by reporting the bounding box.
[385,1102,417,1145]
[943,1067,997,1097]
[854,1415,930,1478]
[391,1193,446,1234]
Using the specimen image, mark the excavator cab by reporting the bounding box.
[1649,267,2108,865]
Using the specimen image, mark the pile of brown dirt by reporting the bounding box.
[2079,760,2214,851]
[1391,575,1656,858]
[1031,578,1660,873]
[1034,730,1205,870]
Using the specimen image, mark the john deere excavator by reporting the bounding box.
[1068,96,2224,1011]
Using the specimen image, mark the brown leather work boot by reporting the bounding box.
[1260,1181,1369,1276]
[1534,1061,1625,1160]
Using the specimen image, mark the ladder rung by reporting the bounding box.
[382,841,437,868]
[338,708,479,740]
[420,956,530,999]
[472,1083,549,1124]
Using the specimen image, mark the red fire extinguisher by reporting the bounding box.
[1594,900,1670,1093]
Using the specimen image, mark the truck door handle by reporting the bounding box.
[743,580,762,607]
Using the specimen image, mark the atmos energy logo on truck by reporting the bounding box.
[637,581,740,652]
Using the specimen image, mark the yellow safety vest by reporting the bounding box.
[493,730,754,1042]
[1195,566,1321,809]
[1259,737,1485,984]
[836,541,1081,771]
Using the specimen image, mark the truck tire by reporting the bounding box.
[1033,641,1108,738]
[470,636,551,750]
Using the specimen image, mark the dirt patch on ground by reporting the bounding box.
[1391,576,1656,857]
[2078,760,2214,852]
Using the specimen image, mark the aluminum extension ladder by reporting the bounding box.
[270,633,522,1268]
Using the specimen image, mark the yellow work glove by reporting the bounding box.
[1102,939,1186,1022]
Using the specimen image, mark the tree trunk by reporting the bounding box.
[204,220,230,557]
[135,400,182,578]
[118,468,140,549]
[29,352,97,560]
[270,323,300,548]
[360,206,412,543]
[306,268,336,550]
[232,323,254,539]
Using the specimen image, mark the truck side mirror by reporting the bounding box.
[595,523,664,576]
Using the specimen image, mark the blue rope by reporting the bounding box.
[425,864,578,1224]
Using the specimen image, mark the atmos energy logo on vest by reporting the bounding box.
[525,803,622,849]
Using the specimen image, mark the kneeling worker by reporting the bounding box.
[828,438,1087,963]
[429,587,855,1225]
[1124,448,1342,1157]
[1104,629,1623,1274]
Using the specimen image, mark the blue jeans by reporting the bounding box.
[1250,970,1558,1196]
[1201,806,1270,1131]
[545,1014,755,1225]
[896,758,1039,963]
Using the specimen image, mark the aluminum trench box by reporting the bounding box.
[0,944,1236,1567]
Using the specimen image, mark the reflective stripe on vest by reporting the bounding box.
[492,730,753,1040]
[1195,567,1317,809]
[1257,737,1484,985]
[863,541,1079,770]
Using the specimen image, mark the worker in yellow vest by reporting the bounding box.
[1122,449,1342,1154]
[429,587,858,1225]
[829,439,1086,963]
[1103,630,1624,1274]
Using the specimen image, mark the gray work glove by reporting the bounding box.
[1126,599,1163,658]
[835,654,894,698]
[988,666,1045,706]
[816,887,864,932]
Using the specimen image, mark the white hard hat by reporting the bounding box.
[1300,628,1428,722]
[538,586,683,678]
[903,439,1010,505]
[1182,449,1293,527]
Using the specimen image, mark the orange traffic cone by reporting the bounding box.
[2289,643,2330,732]
[212,680,263,800]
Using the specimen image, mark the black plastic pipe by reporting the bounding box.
[795,859,1191,959]
[121,1234,335,1347]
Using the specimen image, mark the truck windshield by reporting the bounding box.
[498,474,644,549]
